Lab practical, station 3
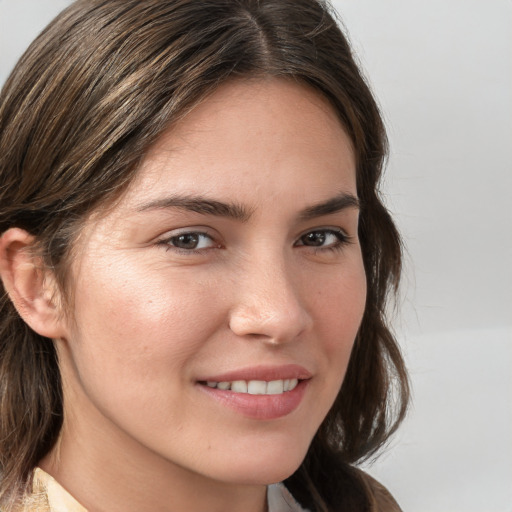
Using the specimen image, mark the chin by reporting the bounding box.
[217,461,304,487]
[205,439,310,486]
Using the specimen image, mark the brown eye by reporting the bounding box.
[166,232,215,251]
[172,234,200,249]
[295,229,349,250]
[300,231,327,246]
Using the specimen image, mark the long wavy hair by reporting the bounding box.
[0,0,409,510]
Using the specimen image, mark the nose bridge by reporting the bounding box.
[228,247,312,342]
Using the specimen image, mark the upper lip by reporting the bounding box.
[198,364,312,383]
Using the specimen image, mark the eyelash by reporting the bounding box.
[294,228,351,253]
[157,231,219,254]
[157,228,351,254]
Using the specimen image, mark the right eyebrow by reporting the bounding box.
[299,192,361,220]
[135,194,253,222]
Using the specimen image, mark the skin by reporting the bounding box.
[0,78,366,512]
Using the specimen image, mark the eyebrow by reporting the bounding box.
[299,192,360,220]
[136,195,253,222]
[136,192,360,222]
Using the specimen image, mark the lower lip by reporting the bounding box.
[197,380,309,420]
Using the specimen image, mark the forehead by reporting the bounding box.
[104,78,356,220]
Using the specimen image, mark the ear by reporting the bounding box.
[0,228,67,339]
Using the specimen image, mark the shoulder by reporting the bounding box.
[9,468,86,512]
[354,469,403,512]
[6,469,52,512]
[283,465,402,512]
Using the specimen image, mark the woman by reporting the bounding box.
[0,0,409,511]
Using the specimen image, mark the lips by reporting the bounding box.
[198,364,312,384]
[196,364,311,420]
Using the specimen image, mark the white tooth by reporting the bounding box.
[217,381,231,390]
[206,381,217,388]
[248,380,267,395]
[288,378,299,391]
[266,380,284,395]
[231,380,248,393]
[283,379,291,392]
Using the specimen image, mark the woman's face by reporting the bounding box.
[55,78,366,486]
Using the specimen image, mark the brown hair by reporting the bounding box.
[0,0,409,510]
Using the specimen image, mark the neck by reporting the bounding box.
[40,425,268,512]
[40,379,268,512]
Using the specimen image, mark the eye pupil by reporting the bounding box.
[303,231,326,246]
[174,233,199,249]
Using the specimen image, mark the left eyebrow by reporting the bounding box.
[299,192,360,220]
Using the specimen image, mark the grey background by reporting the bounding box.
[1,1,511,510]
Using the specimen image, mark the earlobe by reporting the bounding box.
[0,228,67,339]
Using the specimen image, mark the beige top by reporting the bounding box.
[23,469,307,512]
[17,467,401,512]
[30,469,86,512]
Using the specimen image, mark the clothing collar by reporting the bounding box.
[267,483,310,512]
[32,469,309,512]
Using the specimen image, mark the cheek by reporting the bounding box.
[66,258,224,401]
[308,258,367,412]
[313,260,367,351]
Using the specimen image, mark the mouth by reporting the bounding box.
[196,365,311,420]
[199,378,299,395]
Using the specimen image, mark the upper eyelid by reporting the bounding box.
[157,226,216,240]
[296,226,350,239]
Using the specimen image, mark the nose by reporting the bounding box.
[228,255,313,344]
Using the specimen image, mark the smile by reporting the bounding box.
[203,379,299,395]
[197,365,311,419]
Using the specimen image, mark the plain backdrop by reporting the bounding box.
[1,1,511,511]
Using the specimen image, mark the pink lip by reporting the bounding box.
[198,364,312,383]
[196,364,312,420]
